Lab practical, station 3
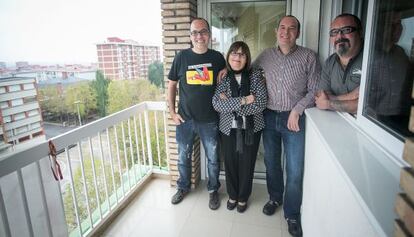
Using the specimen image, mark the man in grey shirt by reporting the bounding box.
[254,15,320,237]
[316,14,363,114]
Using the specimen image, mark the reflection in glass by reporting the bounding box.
[211,1,286,60]
[364,0,414,139]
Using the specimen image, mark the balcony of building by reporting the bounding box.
[0,101,292,237]
[1,101,171,237]
[0,99,405,237]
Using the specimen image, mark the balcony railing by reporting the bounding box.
[0,101,169,237]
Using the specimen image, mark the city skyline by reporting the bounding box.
[0,0,162,65]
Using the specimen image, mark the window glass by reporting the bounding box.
[28,109,39,117]
[11,98,23,106]
[14,112,26,121]
[31,122,41,129]
[211,1,286,177]
[363,0,414,139]
[8,85,21,92]
[211,1,286,59]
[3,116,11,123]
[0,101,8,109]
[15,125,28,135]
[23,83,35,90]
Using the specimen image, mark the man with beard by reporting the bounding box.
[316,14,363,114]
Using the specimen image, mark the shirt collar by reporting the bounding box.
[276,44,298,56]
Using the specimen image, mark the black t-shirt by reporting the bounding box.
[168,48,226,122]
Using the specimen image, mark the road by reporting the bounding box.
[44,123,115,193]
[44,122,78,139]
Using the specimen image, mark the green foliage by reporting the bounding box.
[39,82,96,123]
[39,86,68,115]
[91,71,109,117]
[148,112,167,167]
[64,82,97,117]
[107,79,161,114]
[148,61,164,89]
[62,115,168,234]
[63,153,121,233]
[110,113,167,170]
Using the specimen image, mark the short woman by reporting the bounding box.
[212,41,267,213]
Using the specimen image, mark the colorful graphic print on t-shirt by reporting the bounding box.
[186,63,213,85]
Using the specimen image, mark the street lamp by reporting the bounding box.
[74,100,82,126]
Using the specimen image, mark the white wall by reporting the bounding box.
[302,108,401,237]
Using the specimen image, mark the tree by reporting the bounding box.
[63,155,121,233]
[91,71,109,117]
[64,82,97,120]
[148,61,164,89]
[107,80,161,114]
[39,86,59,112]
[39,85,68,122]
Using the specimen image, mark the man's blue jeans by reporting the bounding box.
[263,109,305,220]
[176,120,220,192]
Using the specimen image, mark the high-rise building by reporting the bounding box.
[96,37,161,80]
[0,77,45,153]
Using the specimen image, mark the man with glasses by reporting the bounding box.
[168,18,226,210]
[316,14,364,114]
[254,15,320,237]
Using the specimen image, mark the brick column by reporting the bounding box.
[161,0,200,188]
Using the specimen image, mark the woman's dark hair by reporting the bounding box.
[226,41,252,71]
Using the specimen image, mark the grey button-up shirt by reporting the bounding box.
[319,50,363,95]
[254,46,321,115]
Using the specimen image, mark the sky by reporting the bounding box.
[0,0,162,65]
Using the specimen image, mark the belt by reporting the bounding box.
[267,108,290,113]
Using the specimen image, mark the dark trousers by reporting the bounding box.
[220,129,262,202]
[263,109,305,220]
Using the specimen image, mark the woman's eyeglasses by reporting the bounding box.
[230,52,246,58]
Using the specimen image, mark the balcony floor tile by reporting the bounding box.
[103,178,285,237]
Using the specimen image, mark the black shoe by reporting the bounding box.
[287,218,303,237]
[209,191,220,210]
[227,199,237,210]
[262,200,281,216]
[236,202,247,213]
[171,189,187,205]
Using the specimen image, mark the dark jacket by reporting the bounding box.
[212,68,267,135]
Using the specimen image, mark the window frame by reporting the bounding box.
[355,0,406,164]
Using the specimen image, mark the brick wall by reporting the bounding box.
[161,0,200,188]
[394,81,414,236]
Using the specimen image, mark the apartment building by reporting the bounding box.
[96,37,160,80]
[0,77,45,153]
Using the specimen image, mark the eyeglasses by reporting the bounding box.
[329,26,358,37]
[190,29,210,36]
[230,52,246,58]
